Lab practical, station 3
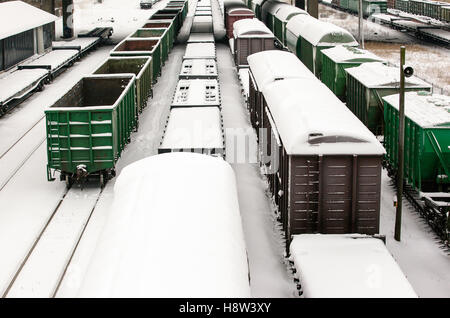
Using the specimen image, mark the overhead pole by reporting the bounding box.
[395,46,406,242]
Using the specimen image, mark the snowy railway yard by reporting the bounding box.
[0,0,449,299]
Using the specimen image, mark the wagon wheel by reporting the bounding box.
[99,173,105,188]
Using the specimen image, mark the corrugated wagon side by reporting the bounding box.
[129,28,169,63]
[92,57,153,113]
[45,74,136,185]
[142,20,174,50]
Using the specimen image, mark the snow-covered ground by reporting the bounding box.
[319,4,450,95]
[0,0,448,298]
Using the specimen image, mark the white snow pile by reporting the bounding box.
[289,234,418,298]
[160,107,224,149]
[383,92,450,127]
[184,43,216,60]
[78,152,251,298]
[247,50,316,90]
[233,18,274,38]
[262,78,385,155]
[321,45,385,63]
[345,62,431,88]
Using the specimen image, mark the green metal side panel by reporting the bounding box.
[152,42,161,79]
[395,0,409,12]
[273,17,283,44]
[300,39,314,74]
[45,81,136,177]
[285,29,299,56]
[341,0,350,9]
[348,0,359,12]
[346,75,432,135]
[131,29,169,62]
[384,100,450,191]
[266,13,274,33]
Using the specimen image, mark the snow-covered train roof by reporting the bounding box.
[275,4,308,21]
[171,79,221,107]
[262,78,385,155]
[247,50,316,90]
[179,59,218,78]
[233,19,274,38]
[228,7,254,14]
[286,15,358,46]
[0,1,57,40]
[160,107,224,149]
[345,62,431,88]
[383,92,450,128]
[262,1,286,15]
[187,33,215,43]
[289,234,418,298]
[184,42,216,60]
[321,45,385,64]
[77,153,250,297]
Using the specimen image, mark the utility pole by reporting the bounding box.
[395,46,406,242]
[358,0,364,49]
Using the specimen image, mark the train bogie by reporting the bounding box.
[45,74,136,184]
[345,62,431,135]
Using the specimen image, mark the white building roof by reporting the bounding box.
[262,78,385,155]
[321,45,385,63]
[287,15,358,46]
[184,43,216,60]
[383,92,450,128]
[233,18,274,38]
[345,62,431,88]
[247,50,316,90]
[289,234,418,298]
[0,1,57,41]
[179,59,218,78]
[171,79,220,107]
[78,152,250,297]
[160,107,224,149]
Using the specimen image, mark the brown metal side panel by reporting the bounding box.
[354,156,382,234]
[320,156,353,234]
[250,38,262,55]
[249,73,257,127]
[264,38,275,51]
[238,38,249,66]
[289,156,320,234]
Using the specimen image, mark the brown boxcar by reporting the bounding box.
[260,77,385,247]
[231,18,275,67]
[226,8,255,39]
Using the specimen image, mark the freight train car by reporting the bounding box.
[128,28,170,64]
[271,3,309,47]
[78,153,251,297]
[231,18,275,67]
[289,234,417,297]
[285,14,358,77]
[45,75,136,186]
[345,62,431,135]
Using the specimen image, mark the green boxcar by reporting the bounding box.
[321,45,385,101]
[45,74,136,184]
[153,11,181,35]
[274,5,308,46]
[142,20,174,50]
[424,1,446,20]
[345,62,431,135]
[92,57,153,113]
[383,92,450,192]
[347,0,387,15]
[261,1,285,34]
[395,0,409,12]
[129,28,169,63]
[110,38,162,81]
[442,6,450,22]
[286,15,358,78]
[340,0,350,10]
[252,0,266,20]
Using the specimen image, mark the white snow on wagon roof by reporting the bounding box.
[262,78,385,155]
[321,45,385,63]
[179,59,217,78]
[172,79,220,107]
[233,19,274,38]
[287,15,358,46]
[187,33,215,43]
[160,107,224,149]
[78,153,250,297]
[52,37,100,51]
[184,43,216,60]
[0,1,57,40]
[228,7,254,15]
[247,50,316,90]
[275,4,308,21]
[289,234,418,298]
[345,62,431,88]
[383,92,450,127]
